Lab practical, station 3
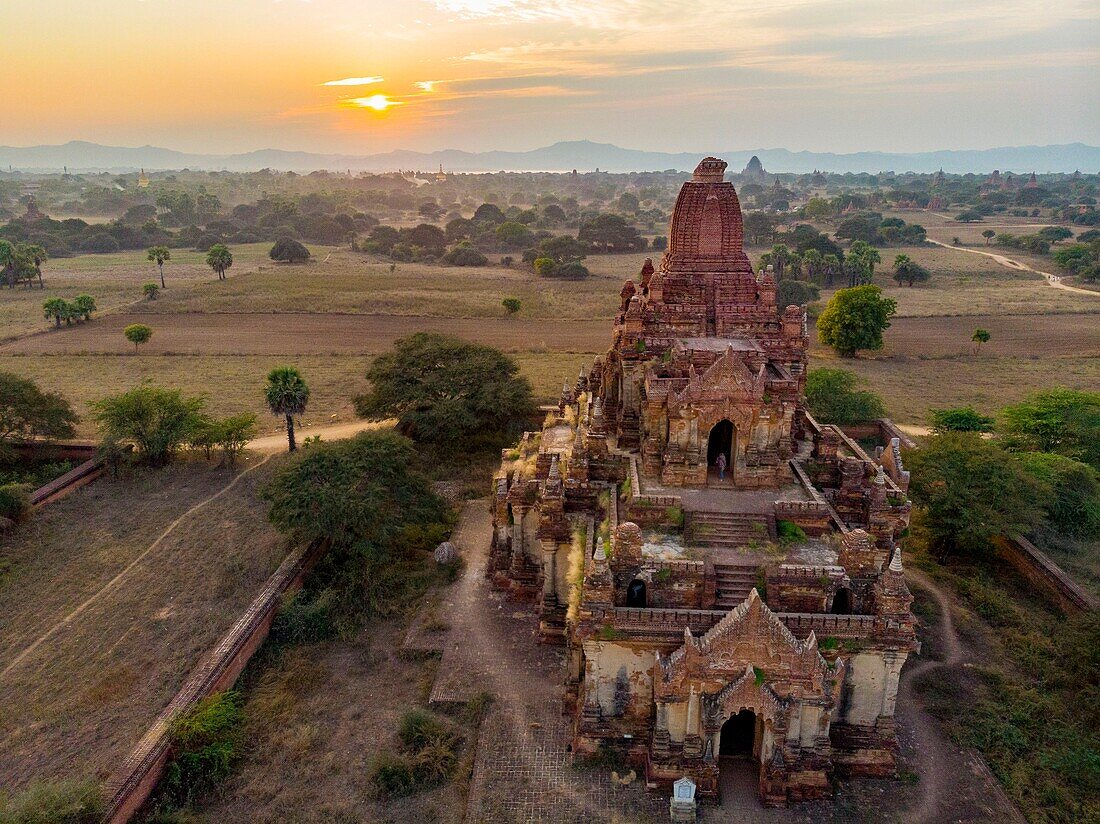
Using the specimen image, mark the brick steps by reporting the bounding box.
[687,511,773,549]
[713,560,760,609]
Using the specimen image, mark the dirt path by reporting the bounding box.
[0,455,272,682]
[927,238,1100,297]
[246,419,392,453]
[896,568,1025,824]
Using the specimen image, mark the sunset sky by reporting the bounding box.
[3,0,1098,154]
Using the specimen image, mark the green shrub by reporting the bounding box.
[776,520,807,543]
[161,692,243,806]
[398,709,453,751]
[0,483,31,522]
[0,779,103,824]
[367,751,417,799]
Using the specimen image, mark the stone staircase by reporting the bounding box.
[712,560,762,609]
[686,511,774,549]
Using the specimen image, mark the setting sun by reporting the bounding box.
[346,94,401,112]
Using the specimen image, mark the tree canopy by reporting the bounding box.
[355,333,534,449]
[999,388,1100,470]
[907,431,1047,559]
[93,384,206,465]
[269,237,311,263]
[0,372,78,452]
[804,368,886,425]
[815,285,897,357]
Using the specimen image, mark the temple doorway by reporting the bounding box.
[707,420,734,484]
[626,579,647,607]
[831,587,852,615]
[720,709,757,756]
[719,709,762,808]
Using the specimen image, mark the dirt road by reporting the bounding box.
[246,418,392,453]
[927,239,1100,297]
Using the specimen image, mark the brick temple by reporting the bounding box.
[490,158,918,807]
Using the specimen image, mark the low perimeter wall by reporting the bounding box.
[15,441,105,509]
[100,539,328,824]
[995,534,1097,615]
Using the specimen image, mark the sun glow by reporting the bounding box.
[347,94,402,111]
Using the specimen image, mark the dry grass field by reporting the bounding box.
[0,455,289,792]
[0,244,280,342]
[1,235,1096,433]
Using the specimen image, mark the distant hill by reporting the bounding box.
[2,139,1098,175]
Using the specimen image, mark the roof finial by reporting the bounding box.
[889,546,904,573]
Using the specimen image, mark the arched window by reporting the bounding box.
[626,579,647,608]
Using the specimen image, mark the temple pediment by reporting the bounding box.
[657,589,831,698]
[671,344,763,409]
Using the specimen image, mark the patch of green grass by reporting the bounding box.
[0,779,103,824]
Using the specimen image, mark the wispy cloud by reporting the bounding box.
[414,80,437,92]
[321,76,385,86]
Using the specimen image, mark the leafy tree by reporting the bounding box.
[205,244,233,280]
[442,242,488,266]
[821,253,842,287]
[776,279,819,310]
[143,282,160,301]
[804,368,886,425]
[43,297,70,328]
[0,372,78,453]
[355,333,534,449]
[578,214,644,252]
[262,431,450,616]
[930,407,995,433]
[955,210,984,223]
[269,237,311,263]
[816,285,897,357]
[982,229,996,246]
[1017,452,1100,539]
[999,388,1100,469]
[971,328,991,353]
[147,245,171,288]
[541,203,566,224]
[217,413,258,466]
[534,257,556,277]
[535,234,587,264]
[473,203,506,224]
[0,239,15,289]
[265,365,310,452]
[93,384,205,465]
[124,323,153,352]
[1038,226,1073,244]
[892,254,930,287]
[835,214,882,244]
[72,294,96,321]
[502,297,521,315]
[907,432,1046,560]
[743,212,777,245]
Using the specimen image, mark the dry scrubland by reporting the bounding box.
[0,455,288,792]
[3,238,1097,433]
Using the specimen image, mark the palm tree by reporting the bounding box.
[24,244,47,289]
[147,245,171,288]
[801,249,823,283]
[0,240,15,289]
[205,244,233,280]
[265,366,310,452]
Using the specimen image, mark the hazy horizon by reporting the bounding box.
[4,1,1098,156]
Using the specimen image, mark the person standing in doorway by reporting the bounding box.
[716,452,727,481]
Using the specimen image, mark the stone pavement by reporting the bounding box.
[434,500,666,823]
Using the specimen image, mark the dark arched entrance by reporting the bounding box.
[707,420,734,483]
[626,579,646,607]
[831,587,852,615]
[720,709,757,756]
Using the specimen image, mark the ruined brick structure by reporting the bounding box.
[490,158,918,808]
